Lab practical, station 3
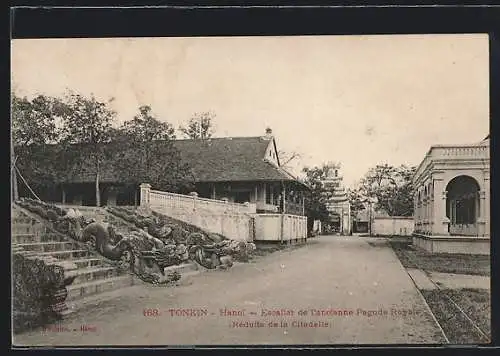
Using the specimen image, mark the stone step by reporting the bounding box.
[13,241,81,253]
[66,265,119,285]
[12,233,70,244]
[49,260,79,272]
[16,249,91,260]
[14,255,80,272]
[66,274,135,302]
[11,224,46,235]
[71,257,104,269]
[164,262,199,275]
[11,216,37,224]
[12,233,39,244]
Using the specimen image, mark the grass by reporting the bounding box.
[421,288,491,344]
[389,239,490,276]
[388,237,491,344]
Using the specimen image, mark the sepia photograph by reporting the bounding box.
[11,33,490,346]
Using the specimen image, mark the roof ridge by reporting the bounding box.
[174,136,267,142]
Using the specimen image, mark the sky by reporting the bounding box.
[11,34,489,188]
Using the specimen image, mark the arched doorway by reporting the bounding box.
[324,213,341,234]
[446,175,481,236]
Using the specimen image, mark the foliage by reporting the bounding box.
[113,105,195,193]
[348,187,366,217]
[301,164,332,231]
[179,111,216,139]
[357,163,416,216]
[12,94,60,146]
[120,105,176,141]
[56,91,117,206]
[11,93,71,196]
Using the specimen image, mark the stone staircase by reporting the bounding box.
[57,205,201,275]
[11,205,135,314]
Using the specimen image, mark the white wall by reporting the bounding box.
[254,214,307,241]
[372,217,414,236]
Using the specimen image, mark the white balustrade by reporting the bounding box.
[148,189,257,215]
[414,144,489,186]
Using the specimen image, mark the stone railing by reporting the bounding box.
[450,223,479,237]
[414,144,489,183]
[140,184,256,242]
[432,145,489,160]
[141,184,257,216]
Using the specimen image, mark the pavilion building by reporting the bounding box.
[411,135,490,254]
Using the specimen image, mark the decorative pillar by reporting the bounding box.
[425,197,431,233]
[484,176,490,236]
[477,190,488,237]
[140,183,151,208]
[414,196,419,232]
[432,178,449,235]
[429,197,434,230]
[61,186,66,204]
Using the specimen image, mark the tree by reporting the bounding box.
[278,150,302,172]
[179,111,216,139]
[348,187,366,217]
[57,91,116,206]
[357,163,416,216]
[113,106,195,203]
[12,94,59,146]
[301,164,333,234]
[11,93,64,200]
[121,105,176,141]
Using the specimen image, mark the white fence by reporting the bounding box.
[148,189,256,215]
[254,214,307,242]
[141,184,255,242]
[140,184,307,243]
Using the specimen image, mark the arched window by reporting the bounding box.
[445,175,480,225]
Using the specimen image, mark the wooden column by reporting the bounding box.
[301,192,305,216]
[282,182,286,214]
[212,184,216,199]
[280,181,286,243]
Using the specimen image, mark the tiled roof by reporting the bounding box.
[172,137,299,182]
[27,136,304,185]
